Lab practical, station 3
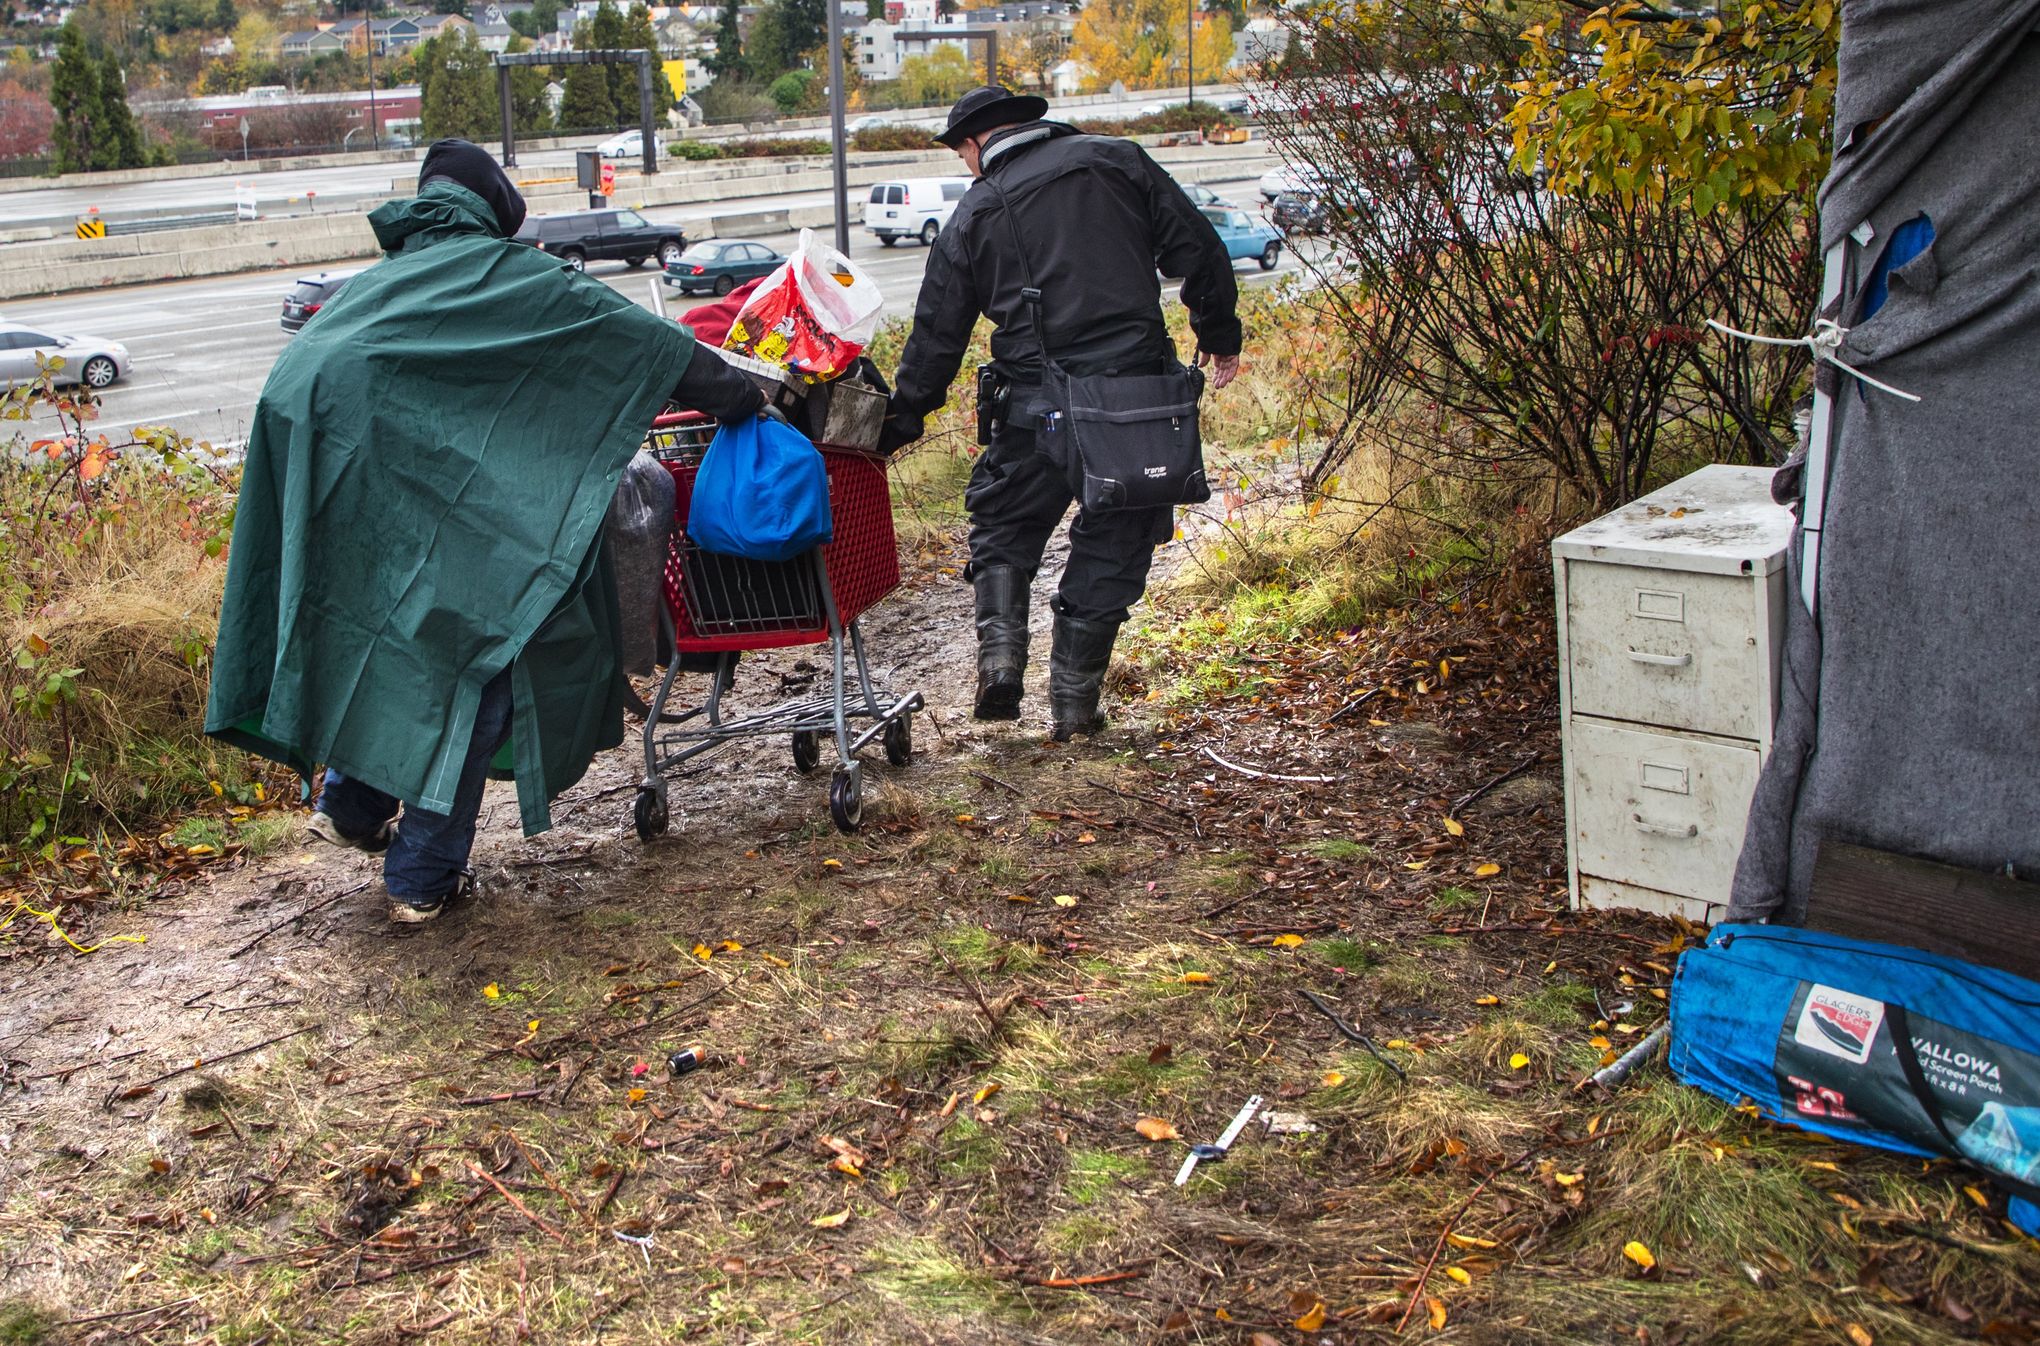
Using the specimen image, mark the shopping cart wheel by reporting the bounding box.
[633,787,669,841]
[828,764,864,833]
[791,729,822,775]
[883,713,912,767]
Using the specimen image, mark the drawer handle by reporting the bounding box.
[1632,813,1699,839]
[1625,649,1692,668]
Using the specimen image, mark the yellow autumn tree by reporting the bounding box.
[1069,0,1233,93]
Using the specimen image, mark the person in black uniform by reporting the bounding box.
[879,86,1243,741]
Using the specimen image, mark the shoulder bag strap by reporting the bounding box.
[980,175,1054,373]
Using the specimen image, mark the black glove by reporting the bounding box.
[760,402,792,428]
[875,397,925,458]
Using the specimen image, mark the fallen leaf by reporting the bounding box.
[1052,894,1079,908]
[1554,1171,1585,1187]
[761,951,791,967]
[148,1157,170,1174]
[720,939,743,952]
[627,1087,647,1102]
[1293,1300,1326,1331]
[1589,1035,1612,1051]
[1134,1117,1180,1142]
[481,983,502,1000]
[1446,1265,1472,1285]
[1962,1185,1990,1208]
[1076,833,1097,844]
[1428,1296,1447,1329]
[1271,933,1305,948]
[1320,1071,1346,1088]
[830,1157,861,1179]
[1443,817,1465,837]
[1403,860,1429,871]
[1249,1335,1281,1346]
[810,1208,851,1229]
[1445,1233,1498,1250]
[1542,960,1557,974]
[1623,1240,1657,1271]
[1006,894,1032,903]
[1475,863,1502,878]
[955,813,974,824]
[1179,971,1212,984]
[1385,1039,1413,1050]
[939,1092,960,1118]
[1148,1042,1173,1064]
[1474,994,1500,1006]
[692,943,714,960]
[973,1082,1001,1105]
[1845,1325,1873,1346]
[1508,1052,1531,1071]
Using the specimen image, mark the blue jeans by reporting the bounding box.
[318,670,514,905]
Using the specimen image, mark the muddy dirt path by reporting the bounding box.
[0,521,1110,1204]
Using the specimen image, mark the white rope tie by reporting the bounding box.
[1706,317,1922,403]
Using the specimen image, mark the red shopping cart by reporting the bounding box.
[630,411,924,840]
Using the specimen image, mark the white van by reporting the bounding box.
[864,177,973,247]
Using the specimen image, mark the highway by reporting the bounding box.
[1,170,1305,451]
[0,92,1237,227]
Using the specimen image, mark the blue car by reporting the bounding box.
[1200,206,1284,271]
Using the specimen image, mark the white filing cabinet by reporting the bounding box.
[1552,465,1795,922]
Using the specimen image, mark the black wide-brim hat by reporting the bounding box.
[935,85,1050,147]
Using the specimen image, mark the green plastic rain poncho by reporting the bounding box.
[205,179,695,835]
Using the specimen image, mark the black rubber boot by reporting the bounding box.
[973,565,1030,721]
[1048,612,1119,742]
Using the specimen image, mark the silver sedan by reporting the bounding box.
[0,324,132,389]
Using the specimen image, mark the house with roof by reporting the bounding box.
[280,27,348,58]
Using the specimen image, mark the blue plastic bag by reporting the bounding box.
[687,413,832,563]
[1670,923,2040,1233]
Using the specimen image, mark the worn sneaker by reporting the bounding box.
[385,871,474,926]
[305,811,397,853]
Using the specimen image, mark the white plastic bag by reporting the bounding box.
[723,228,884,381]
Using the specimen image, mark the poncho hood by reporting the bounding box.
[368,180,504,253]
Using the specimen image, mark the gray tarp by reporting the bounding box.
[1729,1,2040,920]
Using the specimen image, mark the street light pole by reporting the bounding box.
[1186,0,1193,116]
[826,0,849,254]
[365,3,381,151]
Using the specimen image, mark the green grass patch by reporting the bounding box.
[1309,936,1383,972]
[866,1234,1030,1323]
[1520,978,1598,1027]
[1061,1149,1144,1206]
[0,1303,54,1346]
[1427,885,1484,913]
[1305,838,1373,862]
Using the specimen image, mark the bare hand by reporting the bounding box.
[1195,349,1241,391]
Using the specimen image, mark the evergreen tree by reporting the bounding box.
[623,3,675,113]
[706,0,744,81]
[94,51,144,169]
[418,28,495,139]
[748,0,827,78]
[503,34,552,134]
[590,2,635,124]
[558,21,617,129]
[49,26,101,174]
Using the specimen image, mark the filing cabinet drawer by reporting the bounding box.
[1566,717,1761,908]
[1564,560,1767,741]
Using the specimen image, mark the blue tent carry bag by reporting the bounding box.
[1670,922,2040,1233]
[687,413,833,563]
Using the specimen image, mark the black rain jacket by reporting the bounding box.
[893,122,1243,417]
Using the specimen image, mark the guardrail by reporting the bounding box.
[104,211,240,236]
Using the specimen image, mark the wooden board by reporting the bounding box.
[1805,841,2040,983]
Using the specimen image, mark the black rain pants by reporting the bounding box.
[963,422,1173,626]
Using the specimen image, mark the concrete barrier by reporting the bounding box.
[0,142,1276,300]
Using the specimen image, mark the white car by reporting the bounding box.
[0,324,130,389]
[1259,164,1322,201]
[847,114,893,134]
[597,128,649,158]
[1139,99,1183,118]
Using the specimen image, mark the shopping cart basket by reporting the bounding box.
[630,411,924,840]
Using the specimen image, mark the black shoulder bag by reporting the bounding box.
[985,177,1211,513]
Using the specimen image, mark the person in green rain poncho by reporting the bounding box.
[205,140,768,924]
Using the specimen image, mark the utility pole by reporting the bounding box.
[365,4,381,151]
[826,0,849,253]
[1185,0,1193,117]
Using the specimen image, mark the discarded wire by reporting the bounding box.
[1199,746,1340,784]
[1297,988,1407,1082]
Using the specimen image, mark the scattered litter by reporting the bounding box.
[1260,1110,1318,1136]
[1586,1023,1669,1092]
[667,1047,706,1077]
[1174,1093,1264,1186]
[612,1229,655,1268]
